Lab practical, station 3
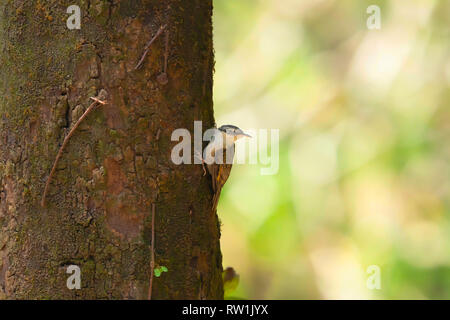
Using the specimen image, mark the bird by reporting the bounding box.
[199,125,251,215]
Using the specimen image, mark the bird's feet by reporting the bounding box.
[194,150,207,176]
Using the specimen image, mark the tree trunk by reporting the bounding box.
[0,0,222,299]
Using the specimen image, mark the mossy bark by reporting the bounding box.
[0,0,222,299]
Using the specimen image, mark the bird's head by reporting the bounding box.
[218,125,252,142]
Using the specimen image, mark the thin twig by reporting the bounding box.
[148,202,156,300]
[135,24,167,70]
[41,97,107,207]
[163,30,169,74]
[156,29,170,85]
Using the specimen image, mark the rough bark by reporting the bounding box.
[0,0,223,299]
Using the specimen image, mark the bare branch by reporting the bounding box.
[148,202,156,300]
[41,96,107,207]
[135,25,167,70]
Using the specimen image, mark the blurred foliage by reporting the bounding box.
[213,0,450,299]
[223,267,240,297]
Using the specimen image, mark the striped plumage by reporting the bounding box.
[205,125,251,214]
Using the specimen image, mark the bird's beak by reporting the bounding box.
[242,132,252,138]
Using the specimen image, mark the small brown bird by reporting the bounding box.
[201,125,251,214]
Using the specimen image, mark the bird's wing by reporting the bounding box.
[208,163,219,192]
[209,144,234,189]
[216,163,233,190]
[212,164,233,214]
[210,145,235,213]
[208,162,233,194]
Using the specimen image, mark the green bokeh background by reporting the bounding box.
[213,0,450,299]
